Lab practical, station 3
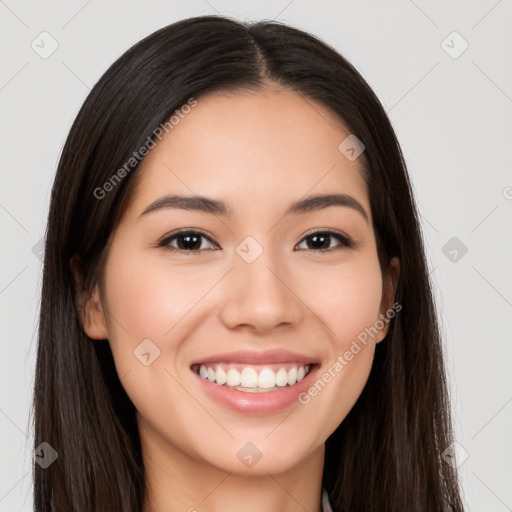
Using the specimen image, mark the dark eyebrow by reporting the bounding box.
[287,193,368,222]
[139,193,369,222]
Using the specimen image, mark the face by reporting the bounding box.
[80,87,398,476]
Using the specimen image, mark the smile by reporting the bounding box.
[191,363,312,393]
[189,349,320,414]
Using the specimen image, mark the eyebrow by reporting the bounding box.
[140,193,369,222]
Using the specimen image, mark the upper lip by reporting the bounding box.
[190,348,318,367]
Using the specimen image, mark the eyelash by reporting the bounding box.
[158,228,354,255]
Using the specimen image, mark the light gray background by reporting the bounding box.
[1,1,511,510]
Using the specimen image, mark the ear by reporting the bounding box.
[70,255,109,340]
[375,256,400,343]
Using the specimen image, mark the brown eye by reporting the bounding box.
[159,229,218,253]
[296,230,353,252]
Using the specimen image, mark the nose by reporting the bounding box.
[218,248,303,334]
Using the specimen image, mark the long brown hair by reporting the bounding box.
[32,15,464,511]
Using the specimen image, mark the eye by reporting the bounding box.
[158,229,218,254]
[295,229,353,252]
[158,228,353,255]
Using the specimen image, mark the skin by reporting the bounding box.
[76,86,399,512]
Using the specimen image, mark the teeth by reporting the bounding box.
[215,366,227,385]
[240,367,258,388]
[196,364,312,390]
[258,368,276,389]
[226,368,241,387]
[275,368,288,387]
[287,367,297,385]
[235,385,282,393]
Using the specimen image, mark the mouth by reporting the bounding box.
[189,349,320,414]
[191,362,314,393]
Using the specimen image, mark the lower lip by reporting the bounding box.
[191,365,319,415]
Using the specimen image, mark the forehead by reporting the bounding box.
[127,87,369,219]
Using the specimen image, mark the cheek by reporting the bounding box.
[297,255,384,347]
[293,256,383,429]
[102,251,217,345]
[99,251,214,434]
[99,248,225,411]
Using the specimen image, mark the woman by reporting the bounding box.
[32,15,464,512]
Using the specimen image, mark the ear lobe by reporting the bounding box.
[70,255,109,340]
[376,256,400,343]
